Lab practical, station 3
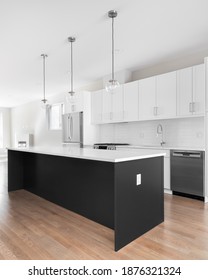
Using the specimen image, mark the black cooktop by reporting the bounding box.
[93,143,129,146]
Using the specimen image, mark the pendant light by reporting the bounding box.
[41,53,49,109]
[105,10,120,93]
[66,36,76,104]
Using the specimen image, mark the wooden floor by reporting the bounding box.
[1,159,208,259]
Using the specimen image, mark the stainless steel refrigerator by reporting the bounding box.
[62,112,83,146]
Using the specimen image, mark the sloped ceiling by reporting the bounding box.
[0,0,208,107]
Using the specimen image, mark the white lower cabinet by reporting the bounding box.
[164,155,170,190]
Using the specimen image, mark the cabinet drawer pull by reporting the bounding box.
[153,106,158,116]
[123,110,127,119]
[192,102,195,113]
[189,102,192,113]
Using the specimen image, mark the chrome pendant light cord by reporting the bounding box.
[41,54,47,103]
[70,40,73,92]
[111,16,115,81]
[106,10,119,93]
[68,37,76,95]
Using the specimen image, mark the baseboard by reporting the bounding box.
[172,191,204,201]
[164,189,172,195]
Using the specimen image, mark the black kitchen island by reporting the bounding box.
[8,146,165,251]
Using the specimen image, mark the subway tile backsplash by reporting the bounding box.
[99,117,204,148]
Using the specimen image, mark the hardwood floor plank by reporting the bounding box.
[1,187,208,259]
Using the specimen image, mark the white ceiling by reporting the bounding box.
[1,0,208,108]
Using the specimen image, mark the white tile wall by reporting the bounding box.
[99,117,205,148]
[99,124,115,143]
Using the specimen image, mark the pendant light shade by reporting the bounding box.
[41,54,49,109]
[66,36,76,104]
[105,10,120,93]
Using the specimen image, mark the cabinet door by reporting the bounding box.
[156,71,177,118]
[65,92,83,113]
[111,86,124,122]
[91,90,103,124]
[164,157,170,190]
[176,67,193,116]
[123,81,139,121]
[138,76,156,120]
[193,64,205,115]
[102,90,112,123]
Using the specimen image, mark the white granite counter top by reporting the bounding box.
[8,146,166,163]
[116,145,205,151]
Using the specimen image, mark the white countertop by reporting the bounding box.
[117,145,205,151]
[8,146,166,163]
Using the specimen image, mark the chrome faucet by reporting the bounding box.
[157,124,165,147]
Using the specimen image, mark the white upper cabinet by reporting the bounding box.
[176,66,192,116]
[96,87,124,123]
[139,72,177,120]
[177,64,205,116]
[193,64,205,115]
[65,92,83,113]
[111,86,124,122]
[91,89,103,124]
[139,76,156,120]
[156,71,177,118]
[102,90,111,123]
[91,64,205,124]
[123,81,139,121]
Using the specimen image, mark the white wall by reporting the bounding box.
[10,90,99,147]
[11,93,65,147]
[99,117,205,149]
[132,49,208,81]
[0,107,11,149]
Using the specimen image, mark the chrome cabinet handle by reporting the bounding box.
[68,116,72,140]
[110,112,113,120]
[153,106,158,116]
[71,104,76,112]
[70,116,73,139]
[192,102,195,113]
[123,110,127,119]
[189,102,192,113]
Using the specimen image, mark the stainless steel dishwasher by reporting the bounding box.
[171,150,204,199]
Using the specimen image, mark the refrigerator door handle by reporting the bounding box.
[68,116,71,140]
[70,116,73,139]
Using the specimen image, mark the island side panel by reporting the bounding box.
[8,150,24,191]
[23,152,115,229]
[114,156,164,251]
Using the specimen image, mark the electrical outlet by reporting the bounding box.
[136,174,141,186]
[196,132,203,138]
